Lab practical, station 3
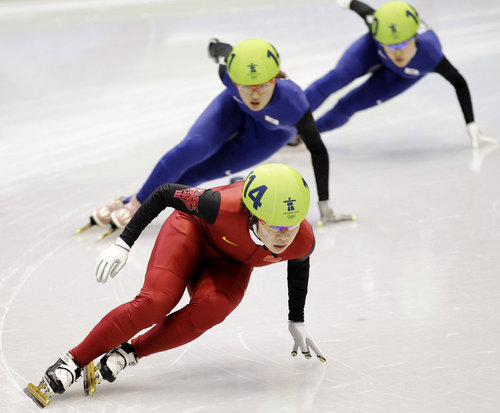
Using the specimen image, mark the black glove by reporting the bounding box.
[208,38,233,64]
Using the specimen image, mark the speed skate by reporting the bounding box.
[24,378,54,409]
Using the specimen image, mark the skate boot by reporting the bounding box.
[110,195,141,229]
[24,353,81,408]
[92,197,125,227]
[75,197,124,234]
[83,342,138,396]
[208,38,232,64]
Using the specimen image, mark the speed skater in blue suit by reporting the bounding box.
[80,38,354,239]
[305,0,496,149]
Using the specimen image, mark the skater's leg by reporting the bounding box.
[70,214,206,367]
[175,118,294,185]
[305,34,380,111]
[315,68,421,133]
[136,91,245,202]
[132,260,252,357]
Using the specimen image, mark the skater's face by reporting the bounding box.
[257,219,301,254]
[237,79,276,111]
[383,37,417,68]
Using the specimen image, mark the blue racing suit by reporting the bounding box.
[135,52,330,203]
[306,0,475,133]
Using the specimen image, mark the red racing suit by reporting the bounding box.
[70,182,315,365]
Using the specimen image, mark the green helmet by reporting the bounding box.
[242,164,310,226]
[227,38,281,85]
[372,1,420,44]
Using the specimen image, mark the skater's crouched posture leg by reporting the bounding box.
[133,259,252,358]
[69,216,205,366]
[70,214,251,381]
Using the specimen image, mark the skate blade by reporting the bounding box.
[83,361,102,396]
[75,222,94,234]
[24,382,51,408]
[98,227,116,241]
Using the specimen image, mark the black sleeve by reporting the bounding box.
[295,109,330,201]
[287,239,315,322]
[287,256,310,322]
[433,56,474,124]
[120,184,221,247]
[349,0,375,29]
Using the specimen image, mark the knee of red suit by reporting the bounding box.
[189,293,234,331]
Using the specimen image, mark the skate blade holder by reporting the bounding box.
[24,382,51,408]
[98,227,116,241]
[83,361,102,396]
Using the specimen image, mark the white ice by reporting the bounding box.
[1,0,500,412]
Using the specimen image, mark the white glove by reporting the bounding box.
[96,237,130,283]
[337,0,352,9]
[318,200,355,225]
[466,122,497,148]
[288,322,326,362]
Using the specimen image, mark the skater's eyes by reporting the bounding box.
[384,37,415,51]
[236,79,275,94]
[258,219,300,232]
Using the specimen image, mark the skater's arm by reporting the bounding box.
[287,256,311,323]
[120,184,221,247]
[433,56,474,124]
[434,56,497,147]
[295,109,330,201]
[287,239,315,322]
[287,251,326,362]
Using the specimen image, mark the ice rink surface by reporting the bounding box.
[1,0,500,412]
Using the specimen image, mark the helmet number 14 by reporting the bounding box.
[244,174,268,210]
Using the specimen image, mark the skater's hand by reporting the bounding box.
[288,322,326,362]
[96,237,130,283]
[466,122,497,148]
[317,200,355,225]
[337,0,352,9]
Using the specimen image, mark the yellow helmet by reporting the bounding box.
[227,38,281,85]
[242,164,310,226]
[372,1,420,44]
